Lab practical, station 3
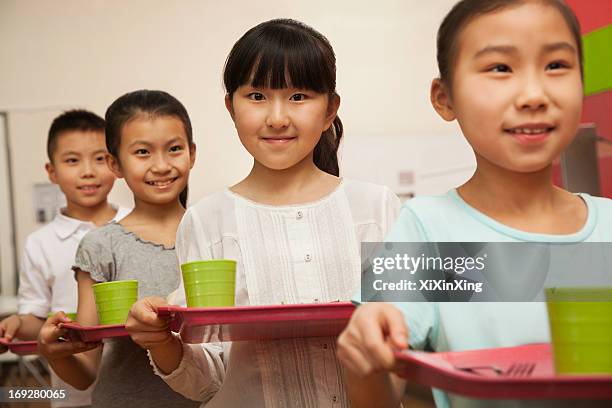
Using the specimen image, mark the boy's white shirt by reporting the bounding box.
[17,204,130,408]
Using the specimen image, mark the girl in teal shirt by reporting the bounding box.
[337,0,612,407]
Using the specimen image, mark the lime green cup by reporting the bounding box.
[92,280,138,325]
[545,287,612,374]
[181,260,236,307]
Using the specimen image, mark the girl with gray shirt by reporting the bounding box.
[38,90,199,408]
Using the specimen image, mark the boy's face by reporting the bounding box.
[46,130,116,209]
[432,2,583,173]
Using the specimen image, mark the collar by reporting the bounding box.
[51,205,123,240]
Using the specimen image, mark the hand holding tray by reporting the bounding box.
[157,302,355,343]
[61,322,129,343]
[0,338,38,355]
[393,343,612,399]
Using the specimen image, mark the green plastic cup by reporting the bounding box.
[92,280,138,325]
[181,260,236,307]
[545,287,612,374]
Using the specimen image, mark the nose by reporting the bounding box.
[515,72,550,112]
[80,159,96,178]
[151,152,171,174]
[265,100,290,129]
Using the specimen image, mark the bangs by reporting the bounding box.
[224,20,336,94]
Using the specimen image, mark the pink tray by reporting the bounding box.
[0,338,38,355]
[61,323,129,343]
[157,302,355,343]
[394,343,612,399]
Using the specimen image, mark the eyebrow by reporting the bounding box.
[542,41,576,54]
[60,151,82,157]
[128,138,185,148]
[60,149,107,157]
[164,137,185,146]
[128,140,153,148]
[474,42,577,58]
[474,45,518,58]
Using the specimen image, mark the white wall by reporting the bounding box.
[0,0,474,283]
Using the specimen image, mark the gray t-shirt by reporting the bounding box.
[74,222,198,408]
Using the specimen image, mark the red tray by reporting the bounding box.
[157,302,355,343]
[0,338,38,355]
[61,323,129,343]
[394,343,612,399]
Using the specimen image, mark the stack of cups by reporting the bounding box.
[181,260,236,307]
[546,287,612,374]
[92,280,139,325]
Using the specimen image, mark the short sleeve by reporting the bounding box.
[394,302,438,351]
[73,229,114,283]
[17,237,51,318]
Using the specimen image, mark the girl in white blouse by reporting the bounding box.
[126,18,400,408]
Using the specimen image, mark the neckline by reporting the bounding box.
[447,189,596,242]
[225,177,345,210]
[111,222,175,250]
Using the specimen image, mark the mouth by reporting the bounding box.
[77,184,101,194]
[261,136,297,144]
[504,124,555,143]
[145,177,178,188]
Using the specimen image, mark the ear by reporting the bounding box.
[324,93,341,130]
[45,162,58,184]
[189,143,196,169]
[224,94,235,121]
[106,154,123,179]
[430,78,456,121]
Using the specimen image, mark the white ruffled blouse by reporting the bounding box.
[151,179,400,408]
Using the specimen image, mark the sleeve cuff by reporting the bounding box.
[147,333,191,380]
[17,304,49,319]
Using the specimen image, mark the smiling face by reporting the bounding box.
[46,130,116,210]
[227,86,339,171]
[431,1,583,173]
[109,115,195,206]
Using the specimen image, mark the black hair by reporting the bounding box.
[437,0,583,89]
[47,110,106,162]
[223,18,343,176]
[105,90,194,208]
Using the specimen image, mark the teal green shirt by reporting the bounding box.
[361,190,612,408]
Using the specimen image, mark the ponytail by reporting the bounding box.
[313,115,343,177]
[179,185,189,208]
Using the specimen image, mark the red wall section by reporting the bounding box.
[555,1,611,197]
[583,92,612,141]
[565,0,612,33]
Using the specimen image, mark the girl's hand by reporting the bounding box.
[336,302,409,377]
[126,297,174,351]
[0,315,21,352]
[37,312,101,361]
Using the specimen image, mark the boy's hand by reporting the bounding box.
[337,302,409,377]
[38,312,101,361]
[0,315,22,352]
[126,297,174,351]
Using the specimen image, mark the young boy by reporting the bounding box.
[0,110,130,407]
